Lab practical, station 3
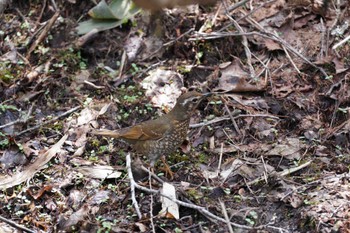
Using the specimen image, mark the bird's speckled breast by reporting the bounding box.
[135,118,190,165]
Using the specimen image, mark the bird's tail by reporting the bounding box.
[90,129,121,139]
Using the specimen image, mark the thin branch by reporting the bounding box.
[0,103,34,129]
[126,153,142,219]
[332,34,350,50]
[190,30,328,77]
[0,215,36,233]
[15,106,81,137]
[126,154,287,232]
[219,199,234,233]
[26,11,60,59]
[247,160,313,186]
[226,14,255,78]
[190,113,280,128]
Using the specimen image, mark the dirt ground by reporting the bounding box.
[1,0,350,232]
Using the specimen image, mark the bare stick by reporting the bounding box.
[0,215,36,233]
[226,14,255,78]
[15,106,81,137]
[227,0,250,12]
[130,170,287,231]
[126,153,142,219]
[26,11,60,59]
[0,103,34,129]
[217,143,224,176]
[247,160,313,186]
[190,113,280,128]
[332,34,350,50]
[190,30,328,77]
[149,173,156,233]
[281,39,301,74]
[222,99,241,135]
[219,199,234,233]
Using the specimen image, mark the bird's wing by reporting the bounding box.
[118,119,171,141]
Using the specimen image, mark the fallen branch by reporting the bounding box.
[0,215,36,233]
[126,153,142,219]
[190,113,280,128]
[247,160,313,186]
[26,11,60,59]
[190,30,328,77]
[125,153,289,232]
[0,103,34,129]
[15,106,81,137]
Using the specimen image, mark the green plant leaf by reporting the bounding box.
[76,0,140,34]
[77,19,124,35]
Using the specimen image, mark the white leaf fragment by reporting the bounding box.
[160,182,179,219]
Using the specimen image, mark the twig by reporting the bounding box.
[220,0,276,32]
[50,0,58,11]
[245,16,328,77]
[236,0,277,23]
[190,116,231,128]
[163,28,194,47]
[217,143,224,176]
[15,106,81,137]
[26,11,60,59]
[332,34,350,51]
[35,0,47,26]
[281,37,301,74]
[0,103,34,129]
[126,153,142,219]
[222,98,241,135]
[75,28,99,47]
[219,199,234,233]
[226,0,250,12]
[127,154,287,231]
[247,160,313,186]
[190,30,328,77]
[260,155,268,184]
[149,173,156,233]
[280,173,350,201]
[0,215,36,233]
[118,50,127,79]
[190,113,280,128]
[141,28,194,61]
[319,18,326,59]
[226,14,255,78]
[83,80,105,89]
[141,165,164,184]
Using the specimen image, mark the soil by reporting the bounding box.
[0,0,350,232]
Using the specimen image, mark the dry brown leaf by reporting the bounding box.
[0,134,68,190]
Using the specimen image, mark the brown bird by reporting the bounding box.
[91,91,210,177]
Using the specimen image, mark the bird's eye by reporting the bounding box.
[192,98,199,103]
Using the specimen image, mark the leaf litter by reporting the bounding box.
[0,0,350,232]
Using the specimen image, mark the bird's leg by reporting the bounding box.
[160,156,174,180]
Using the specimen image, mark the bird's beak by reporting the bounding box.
[202,92,213,97]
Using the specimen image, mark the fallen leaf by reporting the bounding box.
[160,182,179,219]
[0,135,68,190]
[76,165,122,179]
[265,138,303,160]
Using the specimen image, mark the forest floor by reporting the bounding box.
[1,0,350,232]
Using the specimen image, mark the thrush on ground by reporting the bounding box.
[91,91,210,178]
